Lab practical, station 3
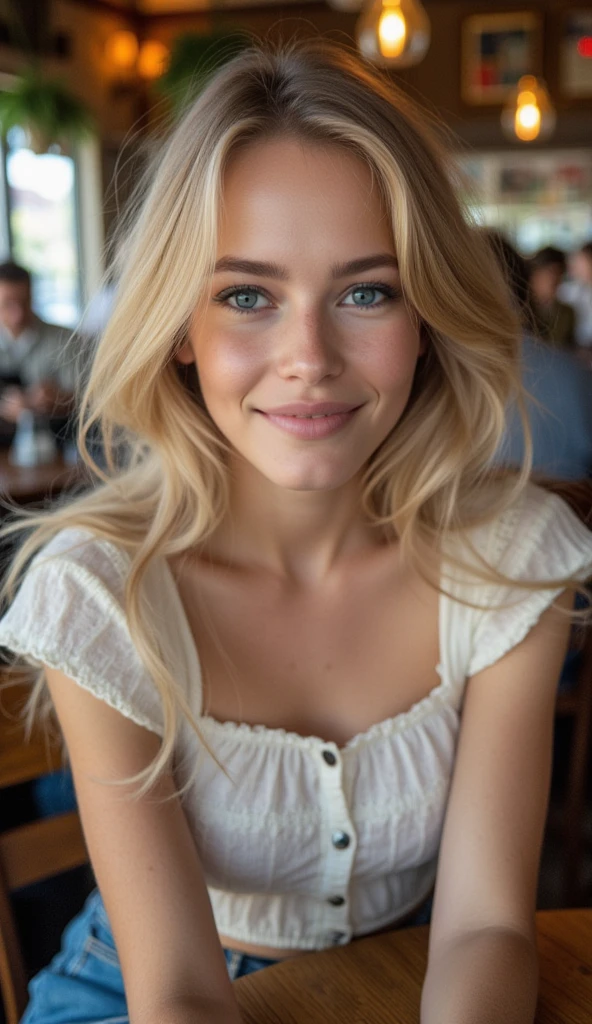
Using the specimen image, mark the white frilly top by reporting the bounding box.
[0,485,591,952]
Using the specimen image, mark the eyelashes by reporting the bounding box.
[212,281,401,315]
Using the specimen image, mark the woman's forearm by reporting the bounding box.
[421,927,538,1024]
[136,993,244,1024]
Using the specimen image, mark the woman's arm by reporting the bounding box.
[45,665,243,1024]
[421,591,574,1024]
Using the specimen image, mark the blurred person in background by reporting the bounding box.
[529,247,575,350]
[559,242,592,358]
[0,261,75,427]
[487,232,592,480]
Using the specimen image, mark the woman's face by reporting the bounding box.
[179,137,423,492]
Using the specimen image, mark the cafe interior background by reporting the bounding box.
[0,0,591,1014]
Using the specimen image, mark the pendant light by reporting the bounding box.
[105,30,139,74]
[501,75,556,143]
[356,0,430,68]
[105,31,170,82]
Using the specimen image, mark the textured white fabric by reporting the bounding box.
[0,484,591,951]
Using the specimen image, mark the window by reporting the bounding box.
[1,127,82,328]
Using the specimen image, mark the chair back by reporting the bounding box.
[0,679,87,1024]
[539,479,592,906]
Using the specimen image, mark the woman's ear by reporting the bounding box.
[175,339,195,366]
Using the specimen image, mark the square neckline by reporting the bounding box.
[161,556,451,754]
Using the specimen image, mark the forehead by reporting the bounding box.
[218,137,393,256]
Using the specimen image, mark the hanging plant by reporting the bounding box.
[0,67,94,154]
[156,30,250,116]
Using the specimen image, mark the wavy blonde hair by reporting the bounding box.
[1,39,560,789]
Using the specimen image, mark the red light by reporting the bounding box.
[577,36,592,58]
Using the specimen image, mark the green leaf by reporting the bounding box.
[0,66,94,149]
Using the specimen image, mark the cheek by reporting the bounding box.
[193,330,266,406]
[362,320,421,393]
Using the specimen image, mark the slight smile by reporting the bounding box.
[255,402,364,440]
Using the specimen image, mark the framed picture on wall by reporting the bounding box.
[560,10,592,98]
[461,11,542,105]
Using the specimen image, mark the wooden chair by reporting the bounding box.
[554,623,592,906]
[0,677,88,1024]
[542,479,592,907]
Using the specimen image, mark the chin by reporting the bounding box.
[261,460,363,493]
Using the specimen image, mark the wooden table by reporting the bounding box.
[0,451,82,505]
[234,910,592,1024]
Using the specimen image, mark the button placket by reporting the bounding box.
[317,743,355,945]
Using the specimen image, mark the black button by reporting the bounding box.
[327,895,345,906]
[322,750,337,766]
[331,830,350,850]
[330,931,347,945]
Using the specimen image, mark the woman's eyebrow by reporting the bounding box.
[213,254,399,279]
[331,254,399,277]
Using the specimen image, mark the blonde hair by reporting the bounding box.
[1,40,570,789]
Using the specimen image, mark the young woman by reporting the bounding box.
[1,41,591,1024]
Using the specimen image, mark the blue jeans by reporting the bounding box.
[21,888,431,1023]
[21,889,277,1024]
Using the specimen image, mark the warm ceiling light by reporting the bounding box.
[137,40,170,80]
[105,30,139,73]
[501,75,556,143]
[357,0,430,67]
[515,101,541,140]
[378,10,407,58]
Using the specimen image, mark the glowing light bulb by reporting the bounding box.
[378,10,407,58]
[138,40,169,80]
[357,0,430,68]
[105,30,139,73]
[501,75,555,143]
[515,103,541,141]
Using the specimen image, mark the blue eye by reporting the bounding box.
[352,287,379,306]
[342,283,398,309]
[232,290,262,310]
[230,288,266,307]
[214,286,271,313]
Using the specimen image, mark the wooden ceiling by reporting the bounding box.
[65,0,542,20]
[68,0,514,14]
[73,0,319,11]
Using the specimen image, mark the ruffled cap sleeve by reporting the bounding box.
[466,487,592,678]
[0,528,163,735]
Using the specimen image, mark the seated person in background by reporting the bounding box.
[0,261,75,426]
[529,246,575,350]
[488,232,592,479]
[559,243,592,359]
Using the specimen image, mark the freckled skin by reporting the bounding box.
[178,137,423,495]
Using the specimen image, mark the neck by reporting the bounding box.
[204,457,384,585]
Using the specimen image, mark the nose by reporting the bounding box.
[276,308,344,385]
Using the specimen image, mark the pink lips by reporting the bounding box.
[257,402,362,440]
